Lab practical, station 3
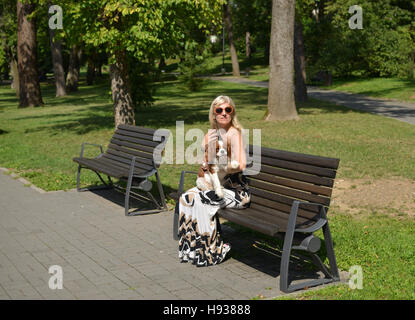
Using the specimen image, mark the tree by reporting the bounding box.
[294,19,307,102]
[266,0,298,121]
[110,48,135,126]
[232,0,273,65]
[66,44,81,92]
[73,0,224,127]
[17,0,43,107]
[48,2,66,97]
[1,0,18,94]
[223,1,240,76]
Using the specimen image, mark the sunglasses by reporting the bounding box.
[214,105,234,115]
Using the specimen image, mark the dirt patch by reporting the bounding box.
[331,177,415,218]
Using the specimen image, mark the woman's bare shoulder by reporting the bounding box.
[228,126,240,135]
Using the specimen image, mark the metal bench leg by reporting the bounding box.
[155,171,167,210]
[76,165,82,191]
[280,201,340,293]
[124,157,135,216]
[173,201,180,240]
[322,222,340,280]
[280,202,297,293]
[76,165,113,192]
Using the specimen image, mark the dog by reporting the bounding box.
[196,133,239,198]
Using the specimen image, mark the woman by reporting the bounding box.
[178,95,251,267]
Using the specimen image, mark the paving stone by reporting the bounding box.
[0,173,346,300]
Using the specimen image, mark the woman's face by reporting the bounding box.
[214,103,234,129]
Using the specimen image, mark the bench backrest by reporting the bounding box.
[103,124,169,172]
[245,145,340,222]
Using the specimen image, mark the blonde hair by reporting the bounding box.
[209,95,243,131]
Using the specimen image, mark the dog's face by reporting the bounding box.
[216,139,227,158]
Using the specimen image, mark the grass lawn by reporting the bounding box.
[324,77,415,102]
[1,75,415,299]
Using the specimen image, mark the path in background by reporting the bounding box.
[208,76,415,125]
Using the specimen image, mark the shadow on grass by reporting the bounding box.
[220,222,333,285]
[3,76,380,138]
[23,114,114,135]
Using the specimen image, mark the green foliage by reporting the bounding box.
[126,54,156,110]
[178,40,212,91]
[232,0,272,57]
[57,0,225,106]
[302,0,415,78]
[0,0,18,75]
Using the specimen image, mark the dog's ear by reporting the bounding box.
[204,144,209,161]
[227,136,232,157]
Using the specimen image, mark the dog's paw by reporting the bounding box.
[231,160,239,169]
[215,188,224,199]
[196,178,208,191]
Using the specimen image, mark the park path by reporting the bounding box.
[0,169,348,300]
[208,76,415,126]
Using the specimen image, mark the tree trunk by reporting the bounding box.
[66,45,81,92]
[266,0,298,121]
[294,19,307,102]
[48,3,66,97]
[245,31,251,59]
[110,49,135,127]
[86,55,95,85]
[17,0,43,107]
[223,2,240,77]
[245,31,251,75]
[10,57,19,95]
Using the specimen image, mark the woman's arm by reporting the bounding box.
[228,128,246,172]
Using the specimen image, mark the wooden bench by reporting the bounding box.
[73,124,170,216]
[171,145,340,293]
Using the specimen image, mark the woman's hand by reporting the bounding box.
[207,129,218,144]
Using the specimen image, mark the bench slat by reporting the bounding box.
[73,157,125,178]
[218,208,280,236]
[249,187,323,213]
[249,179,331,206]
[115,128,158,142]
[107,144,155,165]
[97,157,150,177]
[249,144,340,169]
[74,157,151,178]
[245,164,334,187]
[110,137,155,154]
[105,148,154,169]
[249,200,318,222]
[101,153,154,172]
[260,156,337,178]
[112,133,160,148]
[250,172,333,197]
[117,124,158,135]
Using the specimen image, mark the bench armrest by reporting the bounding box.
[178,170,198,196]
[289,200,328,234]
[79,142,104,159]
